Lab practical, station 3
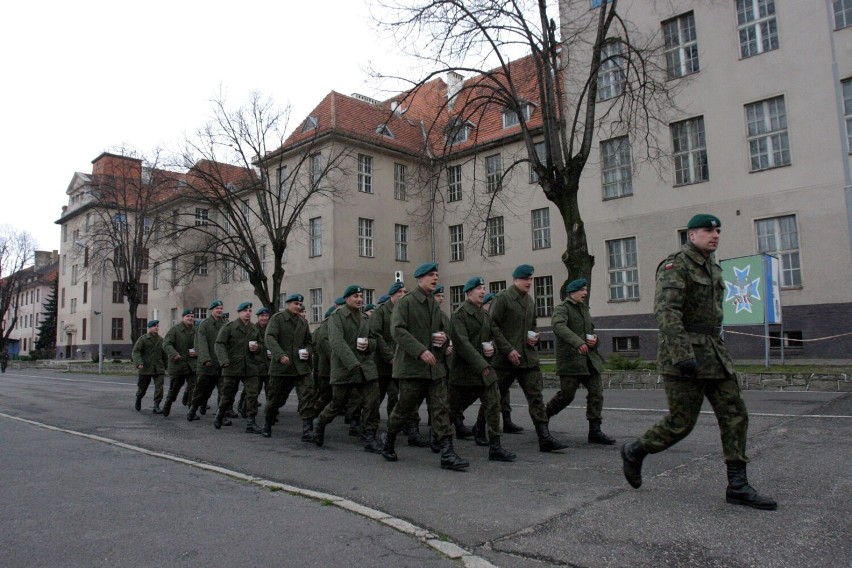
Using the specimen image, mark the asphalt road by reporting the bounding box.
[1,369,850,568]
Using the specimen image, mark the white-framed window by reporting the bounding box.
[394,163,407,201]
[222,259,230,284]
[143,217,153,235]
[113,213,127,229]
[260,244,267,275]
[195,256,208,276]
[358,218,374,257]
[395,224,408,262]
[529,141,546,184]
[663,12,699,80]
[303,115,318,132]
[450,285,465,313]
[447,165,462,202]
[597,39,626,101]
[449,224,464,262]
[194,208,209,227]
[171,258,178,286]
[601,136,633,199]
[310,153,322,186]
[836,0,852,29]
[363,289,375,306]
[671,116,708,185]
[842,79,852,153]
[502,103,532,128]
[485,154,502,192]
[170,308,178,328]
[736,0,778,58]
[71,264,78,285]
[240,253,250,281]
[446,118,471,145]
[309,217,322,257]
[533,275,554,317]
[489,281,506,295]
[745,96,790,171]
[61,254,66,275]
[756,215,802,287]
[70,298,77,315]
[358,154,373,193]
[152,263,159,290]
[531,208,551,250]
[487,216,505,256]
[310,288,323,323]
[240,199,250,223]
[193,307,207,321]
[606,237,639,301]
[277,165,288,201]
[613,336,640,352]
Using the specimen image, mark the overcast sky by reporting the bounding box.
[0,0,416,254]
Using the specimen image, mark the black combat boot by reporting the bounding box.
[187,405,199,421]
[535,422,569,452]
[404,420,429,447]
[199,404,207,416]
[438,437,469,471]
[134,396,142,412]
[301,419,314,442]
[488,436,517,462]
[502,410,524,433]
[152,401,163,415]
[312,417,327,447]
[214,408,225,429]
[429,427,441,454]
[363,430,383,453]
[245,417,263,434]
[381,431,398,461]
[262,419,272,438]
[452,416,473,439]
[472,418,489,447]
[621,440,648,488]
[162,400,172,417]
[726,463,778,510]
[225,405,238,419]
[588,419,616,445]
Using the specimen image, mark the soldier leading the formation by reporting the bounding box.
[162,309,197,418]
[131,319,168,414]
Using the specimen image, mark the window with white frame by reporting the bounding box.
[447,165,462,202]
[529,141,546,184]
[70,298,77,315]
[195,256,208,276]
[606,237,639,300]
[502,104,532,128]
[363,289,375,306]
[61,255,66,275]
[240,253,249,281]
[395,224,409,262]
[533,275,554,317]
[222,259,230,283]
[394,163,407,201]
[261,244,267,275]
[193,307,207,321]
[310,288,323,323]
[277,165,288,201]
[152,263,159,290]
[671,116,708,185]
[71,264,78,285]
[171,258,178,286]
[450,285,465,313]
[531,208,551,250]
[446,118,470,145]
[736,0,778,58]
[358,218,374,257]
[601,136,633,199]
[310,153,322,186]
[485,154,502,192]
[745,96,790,171]
[836,0,852,29]
[487,216,505,256]
[309,217,322,257]
[663,12,699,80]
[241,200,250,223]
[449,224,464,261]
[756,215,802,287]
[597,40,626,101]
[613,336,640,352]
[842,79,852,152]
[194,208,209,226]
[358,154,373,193]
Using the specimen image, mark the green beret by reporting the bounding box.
[483,293,496,305]
[387,281,405,295]
[434,284,444,294]
[687,214,721,230]
[255,307,270,316]
[237,301,253,312]
[324,305,338,319]
[343,285,362,298]
[413,262,438,278]
[566,278,588,294]
[209,299,223,309]
[181,308,193,317]
[377,294,390,305]
[362,304,376,312]
[285,293,304,304]
[334,296,346,306]
[463,276,485,293]
[147,319,159,328]
[512,264,534,279]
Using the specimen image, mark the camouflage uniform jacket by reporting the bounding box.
[369,301,395,376]
[265,310,312,377]
[163,322,197,375]
[552,298,604,376]
[195,316,224,376]
[249,323,269,378]
[448,300,497,387]
[131,332,167,374]
[391,286,448,380]
[214,319,263,377]
[328,305,377,384]
[655,243,735,379]
[489,285,539,369]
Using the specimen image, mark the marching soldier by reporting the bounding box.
[162,309,197,417]
[131,320,167,414]
[240,306,271,418]
[188,300,226,422]
[214,301,263,433]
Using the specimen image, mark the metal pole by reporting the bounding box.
[98,261,104,375]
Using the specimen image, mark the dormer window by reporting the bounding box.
[502,103,532,128]
[446,118,472,145]
[302,115,318,132]
[376,124,394,138]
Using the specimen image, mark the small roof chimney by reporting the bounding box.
[447,72,463,109]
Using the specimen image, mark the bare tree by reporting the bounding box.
[0,226,37,352]
[167,90,349,312]
[374,0,675,289]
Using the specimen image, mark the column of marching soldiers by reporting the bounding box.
[131,261,607,471]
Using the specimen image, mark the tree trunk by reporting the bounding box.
[554,177,594,301]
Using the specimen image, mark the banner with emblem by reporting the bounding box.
[720,254,782,326]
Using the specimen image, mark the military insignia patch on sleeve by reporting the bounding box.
[664,262,674,270]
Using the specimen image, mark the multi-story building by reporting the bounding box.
[2,250,58,356]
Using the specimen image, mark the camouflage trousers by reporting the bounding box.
[165,373,195,404]
[546,372,605,421]
[377,375,399,420]
[389,378,452,439]
[313,375,361,420]
[266,374,315,422]
[639,375,749,464]
[136,374,164,404]
[319,380,381,433]
[480,367,548,424]
[190,374,220,409]
[448,382,501,441]
[220,376,260,417]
